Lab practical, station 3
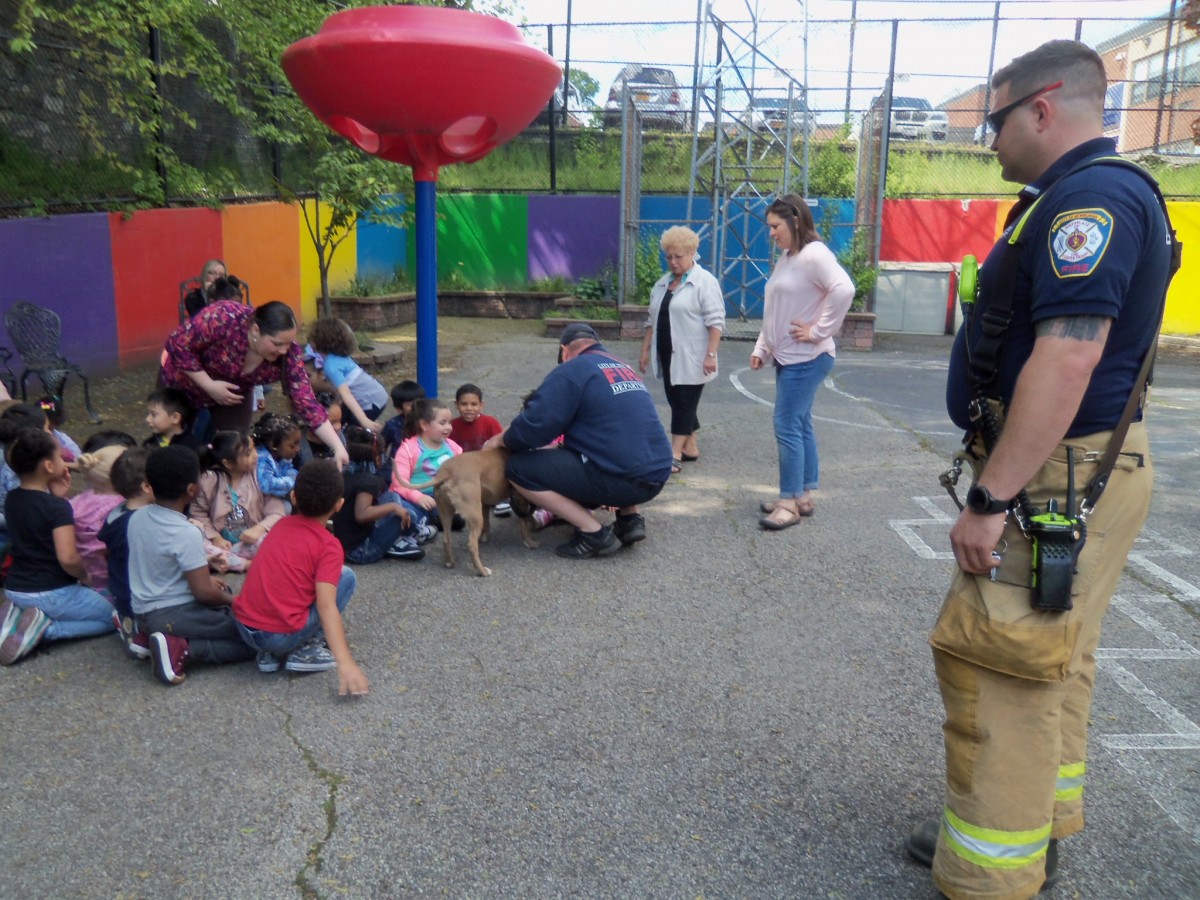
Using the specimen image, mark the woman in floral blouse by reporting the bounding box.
[161,300,349,468]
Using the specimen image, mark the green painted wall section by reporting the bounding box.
[406,193,529,289]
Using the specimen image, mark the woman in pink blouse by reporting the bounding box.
[161,300,349,468]
[750,194,855,530]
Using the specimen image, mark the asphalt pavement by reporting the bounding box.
[3,321,1197,899]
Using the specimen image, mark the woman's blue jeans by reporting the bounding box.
[773,353,835,498]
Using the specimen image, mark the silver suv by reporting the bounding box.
[603,65,687,131]
[884,96,948,142]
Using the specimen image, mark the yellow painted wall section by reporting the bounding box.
[989,198,1196,336]
[223,202,301,317]
[1164,201,1200,335]
[298,199,357,324]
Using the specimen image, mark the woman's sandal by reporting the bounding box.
[759,505,805,530]
[671,459,683,474]
[681,453,700,462]
[759,499,815,517]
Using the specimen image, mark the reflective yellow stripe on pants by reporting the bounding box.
[1055,761,1085,803]
[942,808,1052,871]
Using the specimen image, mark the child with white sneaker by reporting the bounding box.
[127,446,255,686]
[98,446,154,660]
[331,426,426,563]
[0,430,115,665]
[233,460,369,696]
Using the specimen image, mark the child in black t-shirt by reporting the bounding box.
[0,430,116,665]
[331,426,425,563]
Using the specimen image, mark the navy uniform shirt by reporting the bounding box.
[947,137,1172,438]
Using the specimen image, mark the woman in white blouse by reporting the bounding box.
[750,194,855,530]
[638,226,725,473]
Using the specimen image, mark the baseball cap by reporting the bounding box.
[558,322,601,345]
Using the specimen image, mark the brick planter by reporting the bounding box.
[544,317,622,341]
[439,291,566,319]
[837,311,876,351]
[330,293,416,331]
[331,291,566,331]
[619,304,649,340]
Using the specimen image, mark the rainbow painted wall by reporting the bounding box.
[0,194,1195,376]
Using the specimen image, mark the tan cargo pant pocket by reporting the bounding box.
[931,569,1082,683]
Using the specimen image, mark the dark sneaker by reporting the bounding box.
[493,500,513,518]
[0,606,50,665]
[415,522,439,545]
[149,632,189,685]
[612,513,646,546]
[555,525,621,559]
[114,612,151,661]
[905,819,1059,892]
[386,538,426,561]
[256,651,282,674]
[285,638,336,673]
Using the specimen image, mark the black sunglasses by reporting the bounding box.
[986,81,1063,134]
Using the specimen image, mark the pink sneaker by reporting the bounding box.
[532,508,555,530]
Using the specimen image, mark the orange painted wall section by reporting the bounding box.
[109,208,222,367]
[223,202,302,317]
[880,199,1002,264]
[297,200,357,323]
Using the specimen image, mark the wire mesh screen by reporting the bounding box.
[2,8,1200,214]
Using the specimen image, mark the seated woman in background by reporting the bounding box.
[183,259,228,319]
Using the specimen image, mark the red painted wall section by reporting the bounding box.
[880,198,1002,264]
[110,208,222,367]
[223,202,303,320]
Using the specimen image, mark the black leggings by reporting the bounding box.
[659,351,704,437]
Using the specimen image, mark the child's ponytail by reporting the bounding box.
[402,397,449,440]
[201,430,250,477]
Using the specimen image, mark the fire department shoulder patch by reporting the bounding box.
[1048,208,1113,278]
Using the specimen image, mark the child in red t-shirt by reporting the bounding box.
[233,460,368,696]
[449,383,510,517]
[448,383,503,451]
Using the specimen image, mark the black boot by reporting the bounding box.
[905,819,1060,892]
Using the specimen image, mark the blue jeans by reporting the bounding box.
[344,491,416,564]
[235,567,356,656]
[773,353,835,498]
[6,583,115,641]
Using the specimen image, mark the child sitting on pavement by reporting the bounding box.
[253,412,302,513]
[35,396,82,463]
[391,398,463,533]
[449,382,511,517]
[143,387,204,451]
[127,446,255,686]
[191,430,286,562]
[0,430,115,666]
[98,447,153,660]
[380,379,425,463]
[69,445,127,593]
[233,460,369,695]
[332,426,427,564]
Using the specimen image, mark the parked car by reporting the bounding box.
[603,65,687,131]
[743,94,812,136]
[880,96,948,142]
[533,79,582,127]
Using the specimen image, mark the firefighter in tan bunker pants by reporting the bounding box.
[904,40,1176,899]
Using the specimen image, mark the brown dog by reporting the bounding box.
[431,448,538,576]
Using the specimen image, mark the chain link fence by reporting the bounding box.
[2,9,1199,213]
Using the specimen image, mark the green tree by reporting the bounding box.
[565,68,600,107]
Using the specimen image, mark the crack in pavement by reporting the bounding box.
[278,706,346,899]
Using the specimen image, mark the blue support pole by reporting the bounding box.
[414,178,438,397]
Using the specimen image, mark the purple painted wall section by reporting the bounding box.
[0,214,118,376]
[527,195,620,281]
